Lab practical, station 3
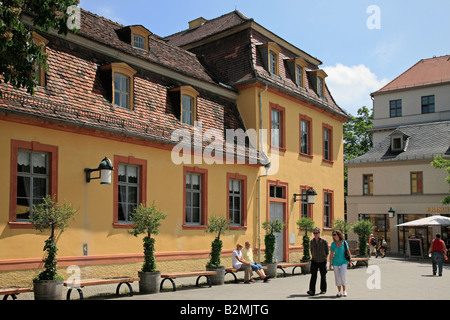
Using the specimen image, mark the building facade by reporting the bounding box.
[346,55,450,255]
[0,9,347,286]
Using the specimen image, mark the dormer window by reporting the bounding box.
[169,86,199,125]
[100,62,137,110]
[389,130,409,152]
[116,25,152,51]
[32,32,49,87]
[257,42,282,76]
[287,57,307,88]
[309,69,328,99]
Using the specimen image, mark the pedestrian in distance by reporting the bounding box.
[428,234,448,276]
[232,243,253,283]
[369,234,378,258]
[242,241,270,282]
[329,230,352,297]
[378,236,387,258]
[307,227,329,296]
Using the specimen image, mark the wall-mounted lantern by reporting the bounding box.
[388,207,396,218]
[85,156,114,185]
[293,187,317,204]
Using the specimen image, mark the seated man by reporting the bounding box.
[243,241,270,282]
[232,243,253,283]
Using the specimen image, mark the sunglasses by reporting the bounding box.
[332,233,337,236]
[313,232,319,234]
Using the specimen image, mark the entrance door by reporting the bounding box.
[270,202,284,262]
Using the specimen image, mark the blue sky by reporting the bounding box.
[78,0,450,116]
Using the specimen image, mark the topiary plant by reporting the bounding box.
[296,217,315,262]
[262,219,285,263]
[205,216,230,267]
[31,195,77,280]
[129,203,167,272]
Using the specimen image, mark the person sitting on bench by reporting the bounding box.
[232,243,253,283]
[243,241,270,282]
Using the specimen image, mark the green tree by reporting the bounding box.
[205,216,230,267]
[129,203,167,272]
[31,195,77,280]
[343,106,373,200]
[352,219,374,257]
[431,155,450,205]
[332,219,352,236]
[0,0,79,96]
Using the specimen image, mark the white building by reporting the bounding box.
[346,55,450,255]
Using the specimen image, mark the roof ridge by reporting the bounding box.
[80,8,125,28]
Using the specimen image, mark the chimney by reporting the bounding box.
[189,17,207,29]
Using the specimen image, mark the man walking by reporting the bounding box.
[307,227,329,296]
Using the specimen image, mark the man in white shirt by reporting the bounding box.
[232,243,253,283]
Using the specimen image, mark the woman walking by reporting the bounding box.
[329,230,352,297]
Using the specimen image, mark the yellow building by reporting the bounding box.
[166,11,350,262]
[0,9,348,287]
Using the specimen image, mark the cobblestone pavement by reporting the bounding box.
[11,255,450,302]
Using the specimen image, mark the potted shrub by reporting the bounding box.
[129,203,167,294]
[205,216,230,285]
[262,219,285,278]
[31,195,77,300]
[296,217,315,274]
[352,219,374,258]
[332,219,352,237]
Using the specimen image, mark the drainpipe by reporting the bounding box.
[257,83,268,263]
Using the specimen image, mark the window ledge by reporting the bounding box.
[8,221,34,229]
[182,225,207,230]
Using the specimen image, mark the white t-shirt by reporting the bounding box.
[232,249,242,269]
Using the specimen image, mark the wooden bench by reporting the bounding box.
[160,271,217,292]
[225,266,268,283]
[64,276,139,300]
[0,287,31,300]
[350,257,370,268]
[277,262,309,277]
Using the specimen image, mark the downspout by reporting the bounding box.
[258,83,268,263]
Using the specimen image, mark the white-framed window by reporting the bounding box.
[229,179,242,225]
[269,51,277,74]
[296,65,303,87]
[114,73,130,109]
[182,94,194,125]
[271,109,281,148]
[317,76,324,98]
[133,34,145,50]
[118,163,139,223]
[186,172,201,225]
[16,150,49,221]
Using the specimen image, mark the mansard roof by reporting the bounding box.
[164,10,349,120]
[346,121,450,164]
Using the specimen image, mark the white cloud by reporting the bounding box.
[323,63,389,116]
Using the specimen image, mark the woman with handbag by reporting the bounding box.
[329,230,352,297]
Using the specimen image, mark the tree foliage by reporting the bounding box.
[296,217,315,261]
[0,0,79,95]
[31,194,77,280]
[206,216,230,267]
[262,219,285,263]
[129,203,167,272]
[431,155,450,205]
[352,219,374,257]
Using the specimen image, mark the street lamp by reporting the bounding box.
[293,187,317,204]
[388,207,396,218]
[85,156,114,185]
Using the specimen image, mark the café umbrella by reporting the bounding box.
[396,215,450,227]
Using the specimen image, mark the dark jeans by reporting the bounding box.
[309,260,327,294]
